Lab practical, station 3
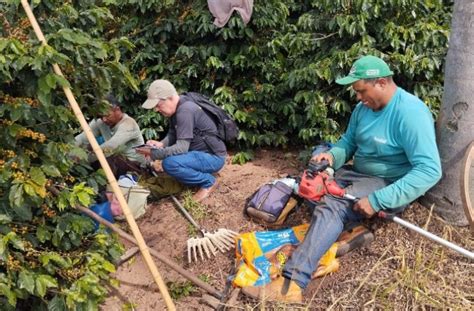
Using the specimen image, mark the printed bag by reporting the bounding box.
[245,181,297,226]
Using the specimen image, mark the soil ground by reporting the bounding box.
[101,149,473,310]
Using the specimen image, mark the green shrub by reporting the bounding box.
[110,0,451,149]
[0,1,129,309]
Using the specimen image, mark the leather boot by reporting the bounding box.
[241,276,303,303]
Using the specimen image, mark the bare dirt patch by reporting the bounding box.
[102,149,473,310]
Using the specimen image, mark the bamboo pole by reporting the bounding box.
[20,1,176,309]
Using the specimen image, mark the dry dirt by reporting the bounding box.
[101,149,473,310]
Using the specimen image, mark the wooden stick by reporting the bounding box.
[20,1,175,309]
[460,141,474,233]
[116,247,140,266]
[78,205,223,299]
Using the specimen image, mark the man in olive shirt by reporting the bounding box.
[75,95,146,177]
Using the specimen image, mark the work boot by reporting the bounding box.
[335,224,374,257]
[241,276,303,303]
[312,257,340,279]
[192,181,219,202]
[309,243,340,279]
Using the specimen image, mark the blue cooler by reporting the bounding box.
[90,201,114,231]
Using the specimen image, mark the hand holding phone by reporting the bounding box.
[134,144,154,158]
[146,140,165,148]
[133,144,151,149]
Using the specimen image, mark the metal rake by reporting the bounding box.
[170,195,239,263]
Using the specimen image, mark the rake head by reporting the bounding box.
[187,228,239,263]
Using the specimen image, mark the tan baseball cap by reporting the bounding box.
[142,79,177,109]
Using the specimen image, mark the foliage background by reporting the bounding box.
[0,0,452,308]
[114,0,451,149]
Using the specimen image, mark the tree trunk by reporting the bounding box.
[420,0,474,226]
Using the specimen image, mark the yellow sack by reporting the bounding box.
[232,224,339,287]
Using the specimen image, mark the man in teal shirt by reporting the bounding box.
[242,55,442,302]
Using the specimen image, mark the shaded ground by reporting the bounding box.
[102,149,473,310]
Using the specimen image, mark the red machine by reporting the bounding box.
[298,160,345,202]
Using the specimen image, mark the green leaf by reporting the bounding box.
[102,260,116,273]
[18,270,35,294]
[23,182,36,197]
[37,91,52,105]
[36,225,51,243]
[0,215,12,224]
[48,295,67,311]
[69,147,88,161]
[0,238,7,257]
[10,108,22,122]
[54,75,71,88]
[40,252,71,268]
[45,74,57,89]
[9,183,24,208]
[12,204,32,221]
[35,274,58,297]
[8,124,22,136]
[0,283,16,306]
[7,232,25,251]
[76,191,91,207]
[38,75,52,94]
[30,167,47,186]
[42,164,61,177]
[25,179,47,198]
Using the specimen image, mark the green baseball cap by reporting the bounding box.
[336,55,394,85]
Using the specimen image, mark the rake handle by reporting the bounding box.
[170,195,203,232]
[78,205,223,299]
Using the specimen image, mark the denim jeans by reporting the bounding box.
[162,151,225,189]
[283,166,405,289]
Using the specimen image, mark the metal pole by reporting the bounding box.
[379,212,474,260]
[345,194,473,260]
[392,215,473,260]
[20,1,176,309]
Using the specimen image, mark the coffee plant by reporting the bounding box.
[109,0,451,148]
[0,1,130,309]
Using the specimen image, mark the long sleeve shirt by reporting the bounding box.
[75,114,146,164]
[150,96,226,160]
[329,87,442,211]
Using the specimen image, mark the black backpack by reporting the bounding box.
[182,92,239,144]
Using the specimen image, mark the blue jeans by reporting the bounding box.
[162,151,225,189]
[283,166,405,289]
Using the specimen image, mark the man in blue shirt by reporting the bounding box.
[242,55,442,302]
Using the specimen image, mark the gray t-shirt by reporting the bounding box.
[169,96,227,156]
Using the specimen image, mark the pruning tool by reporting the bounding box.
[298,160,474,260]
[343,193,474,260]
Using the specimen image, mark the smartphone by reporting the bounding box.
[132,144,152,149]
